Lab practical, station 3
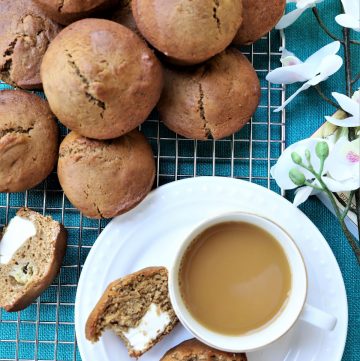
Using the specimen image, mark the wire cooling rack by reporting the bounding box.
[0,31,285,361]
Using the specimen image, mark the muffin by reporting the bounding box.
[161,339,247,361]
[233,0,286,45]
[111,0,139,35]
[58,130,155,219]
[0,208,67,312]
[158,48,261,140]
[0,0,61,89]
[41,19,163,140]
[132,0,243,65]
[33,0,118,25]
[0,90,59,193]
[86,267,178,357]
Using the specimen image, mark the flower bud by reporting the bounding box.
[289,168,306,186]
[315,141,329,160]
[291,152,302,165]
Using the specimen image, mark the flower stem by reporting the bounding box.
[334,192,358,214]
[297,161,360,264]
[355,191,360,243]
[351,71,360,85]
[341,191,355,221]
[342,27,352,96]
[350,39,360,45]
[312,8,344,43]
[316,178,360,264]
[314,85,339,109]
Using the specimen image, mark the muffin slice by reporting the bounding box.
[0,208,67,312]
[86,267,178,358]
[161,339,248,361]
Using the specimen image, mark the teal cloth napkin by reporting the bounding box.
[0,0,359,360]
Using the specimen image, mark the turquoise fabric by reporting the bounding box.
[0,0,359,360]
[283,2,359,360]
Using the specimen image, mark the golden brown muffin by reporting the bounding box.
[33,0,118,25]
[58,130,155,219]
[0,0,61,89]
[158,48,260,140]
[41,19,163,140]
[132,0,243,65]
[86,267,178,357]
[233,0,286,45]
[161,339,248,360]
[0,208,67,312]
[111,0,139,35]
[0,90,59,193]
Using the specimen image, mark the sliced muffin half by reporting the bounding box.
[0,208,67,311]
[86,266,178,358]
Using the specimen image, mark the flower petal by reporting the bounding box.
[305,41,341,69]
[335,14,360,31]
[325,115,360,127]
[313,54,343,80]
[266,63,313,84]
[322,176,360,192]
[293,186,316,207]
[327,137,360,181]
[332,92,360,116]
[341,0,359,14]
[274,81,312,112]
[276,8,307,29]
[270,138,325,189]
[296,0,321,9]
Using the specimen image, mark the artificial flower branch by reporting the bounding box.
[289,142,360,263]
[270,0,360,261]
[314,84,340,109]
[352,72,360,85]
[339,12,360,243]
[312,8,344,43]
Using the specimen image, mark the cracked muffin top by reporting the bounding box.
[233,0,286,45]
[34,0,118,25]
[157,48,261,140]
[160,338,247,361]
[41,18,163,140]
[57,130,155,219]
[0,0,61,89]
[131,0,243,65]
[0,90,59,192]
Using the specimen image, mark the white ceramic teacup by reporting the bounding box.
[168,212,337,353]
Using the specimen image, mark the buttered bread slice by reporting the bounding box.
[86,266,178,358]
[0,208,67,311]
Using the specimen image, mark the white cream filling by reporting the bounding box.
[123,303,171,352]
[0,216,37,264]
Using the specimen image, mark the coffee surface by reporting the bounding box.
[179,221,291,335]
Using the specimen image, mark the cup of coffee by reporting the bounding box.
[168,212,337,352]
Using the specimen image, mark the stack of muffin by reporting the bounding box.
[0,0,286,219]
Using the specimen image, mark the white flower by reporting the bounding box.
[266,42,343,112]
[327,137,360,183]
[270,136,360,206]
[276,0,324,29]
[335,0,360,32]
[325,89,360,127]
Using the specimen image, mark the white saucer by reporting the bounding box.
[75,177,347,361]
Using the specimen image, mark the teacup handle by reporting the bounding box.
[299,303,337,331]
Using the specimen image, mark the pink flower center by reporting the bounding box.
[346,151,360,163]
